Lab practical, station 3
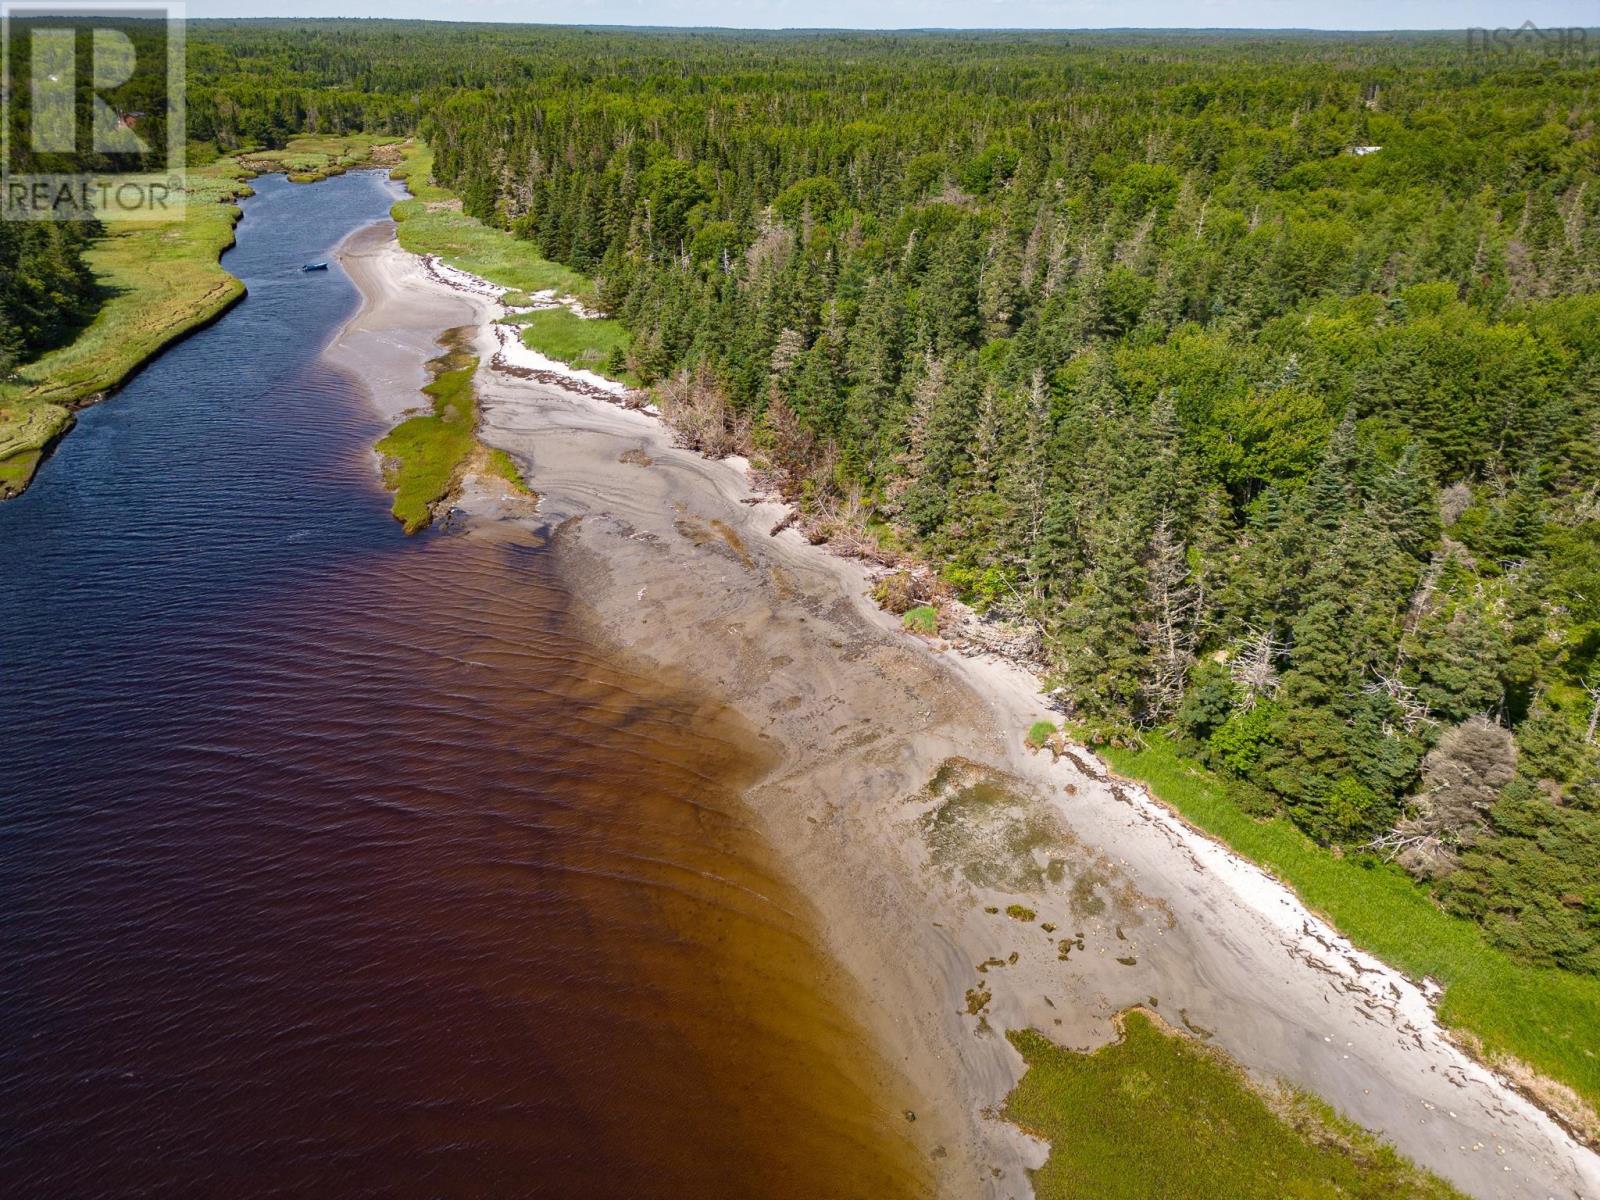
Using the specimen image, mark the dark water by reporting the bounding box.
[0,173,924,1198]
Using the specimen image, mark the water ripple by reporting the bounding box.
[0,173,923,1199]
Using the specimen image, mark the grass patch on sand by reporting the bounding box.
[375,344,479,533]
[1026,719,1057,749]
[390,144,594,301]
[484,447,532,494]
[1005,1009,1465,1200]
[902,604,938,635]
[1104,733,1600,1126]
[0,164,252,497]
[504,307,637,386]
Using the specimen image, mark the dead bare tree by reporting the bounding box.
[1141,516,1198,722]
[656,365,738,458]
[1361,670,1435,735]
[1230,627,1286,710]
[1585,663,1600,746]
[1001,371,1051,606]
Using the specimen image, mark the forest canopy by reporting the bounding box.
[176,23,1600,977]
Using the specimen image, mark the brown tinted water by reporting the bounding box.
[0,172,926,1199]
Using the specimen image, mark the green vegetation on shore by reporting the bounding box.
[231,133,403,183]
[371,337,531,530]
[391,144,592,300]
[502,308,636,386]
[1005,1010,1465,1200]
[374,340,480,533]
[483,447,532,495]
[0,166,253,497]
[1105,735,1600,1129]
[0,407,70,498]
[389,143,635,385]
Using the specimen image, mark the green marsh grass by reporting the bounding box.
[375,355,479,533]
[235,134,401,183]
[484,447,532,494]
[1006,1009,1465,1200]
[506,308,636,386]
[389,143,639,387]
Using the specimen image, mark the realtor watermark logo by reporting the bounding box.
[1467,20,1593,59]
[1,1,184,220]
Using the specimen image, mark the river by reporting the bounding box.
[0,172,925,1198]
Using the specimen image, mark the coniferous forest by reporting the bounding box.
[0,223,99,375]
[175,23,1600,978]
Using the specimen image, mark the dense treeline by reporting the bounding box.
[187,24,1600,975]
[0,223,99,375]
[0,15,150,371]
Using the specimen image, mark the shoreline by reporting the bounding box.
[0,229,246,500]
[1,143,408,501]
[332,217,1600,1200]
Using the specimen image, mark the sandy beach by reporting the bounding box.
[330,215,1600,1200]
